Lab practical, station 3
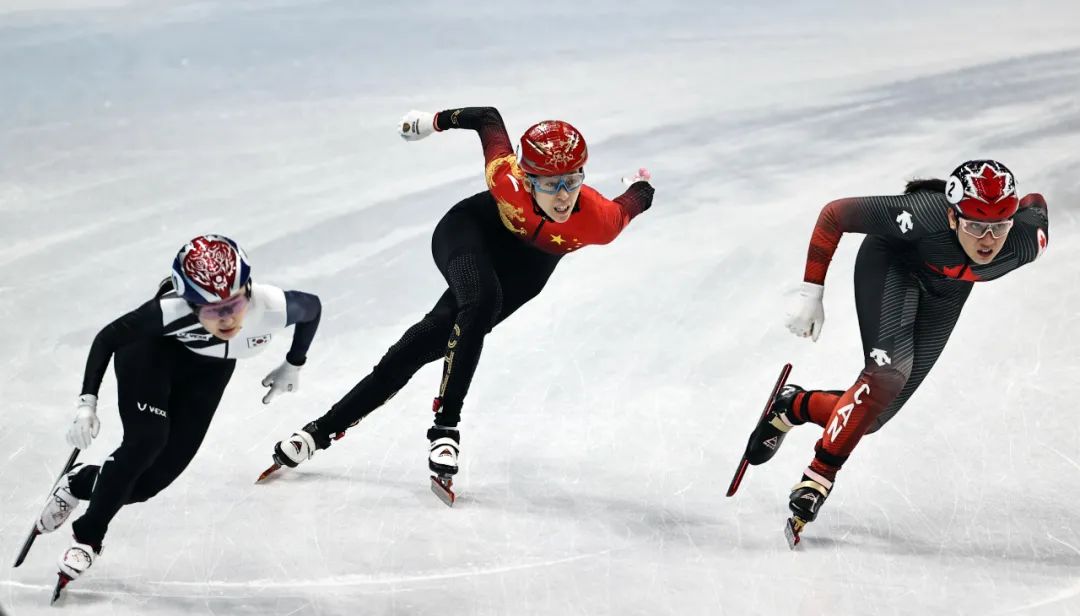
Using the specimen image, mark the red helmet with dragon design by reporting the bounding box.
[518,120,588,176]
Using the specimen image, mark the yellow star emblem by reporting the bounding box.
[549,234,566,245]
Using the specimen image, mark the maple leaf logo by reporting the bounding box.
[970,164,1008,203]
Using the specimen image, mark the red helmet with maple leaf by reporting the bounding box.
[518,120,588,176]
[945,159,1019,221]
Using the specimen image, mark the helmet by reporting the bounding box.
[170,234,251,305]
[518,120,588,176]
[945,160,1019,221]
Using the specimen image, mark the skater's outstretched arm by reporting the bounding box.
[432,106,515,165]
[803,193,934,285]
[789,190,947,341]
[398,106,513,167]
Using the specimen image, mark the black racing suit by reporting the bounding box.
[69,283,321,546]
[312,106,654,436]
[794,188,1049,482]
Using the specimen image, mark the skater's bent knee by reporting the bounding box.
[859,366,909,401]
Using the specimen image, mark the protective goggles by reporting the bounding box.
[193,292,249,319]
[958,217,1014,239]
[526,172,585,195]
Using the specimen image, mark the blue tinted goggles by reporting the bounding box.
[527,172,585,195]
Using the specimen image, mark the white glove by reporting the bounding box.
[66,394,100,450]
[399,110,437,141]
[621,167,652,187]
[785,282,826,342]
[262,361,301,404]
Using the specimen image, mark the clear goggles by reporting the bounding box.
[958,217,1014,239]
[526,172,585,195]
[193,292,249,319]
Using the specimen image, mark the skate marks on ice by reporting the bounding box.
[789,502,1080,610]
[2,480,729,613]
[594,46,1080,195]
[2,548,610,592]
[150,548,612,592]
[0,551,618,615]
[0,577,321,615]
[995,535,1080,615]
[994,539,1080,615]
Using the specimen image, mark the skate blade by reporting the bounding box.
[255,462,282,484]
[784,516,807,550]
[430,475,455,507]
[726,363,792,498]
[13,527,42,568]
[51,572,72,604]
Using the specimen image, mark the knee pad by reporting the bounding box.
[859,366,909,404]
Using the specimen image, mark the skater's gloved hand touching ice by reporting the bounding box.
[66,394,100,450]
[261,361,301,404]
[785,282,825,341]
[399,110,437,141]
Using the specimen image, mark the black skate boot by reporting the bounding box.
[745,384,805,465]
[785,473,832,548]
[789,475,830,522]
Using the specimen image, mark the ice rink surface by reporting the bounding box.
[2,1,1079,614]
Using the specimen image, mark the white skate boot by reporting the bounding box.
[427,426,460,507]
[36,465,83,534]
[274,429,319,468]
[52,537,101,602]
[257,421,335,482]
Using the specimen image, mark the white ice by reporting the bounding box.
[2,1,1079,615]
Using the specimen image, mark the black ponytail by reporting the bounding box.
[155,276,176,299]
[904,178,947,194]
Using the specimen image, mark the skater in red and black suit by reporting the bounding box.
[268,107,653,493]
[743,160,1048,538]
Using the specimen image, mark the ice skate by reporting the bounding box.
[36,464,84,534]
[427,426,459,507]
[726,364,792,497]
[52,538,101,604]
[744,383,806,466]
[257,421,335,483]
[784,474,832,549]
